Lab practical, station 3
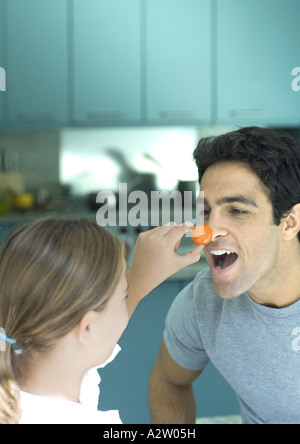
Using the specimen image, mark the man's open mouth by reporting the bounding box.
[210,250,238,270]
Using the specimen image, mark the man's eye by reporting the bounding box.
[231,208,247,215]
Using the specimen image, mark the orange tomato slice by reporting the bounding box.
[191,224,212,245]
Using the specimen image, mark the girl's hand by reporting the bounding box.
[126,222,203,315]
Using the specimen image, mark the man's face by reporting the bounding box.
[200,161,282,300]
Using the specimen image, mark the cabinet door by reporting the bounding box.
[72,0,141,124]
[217,0,300,127]
[6,0,69,126]
[146,0,212,124]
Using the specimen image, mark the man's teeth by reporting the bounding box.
[210,250,234,256]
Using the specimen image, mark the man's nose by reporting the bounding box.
[207,212,229,242]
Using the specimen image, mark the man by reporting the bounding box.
[148,127,300,424]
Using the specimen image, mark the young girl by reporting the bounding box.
[0,218,202,424]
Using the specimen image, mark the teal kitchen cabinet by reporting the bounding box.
[145,0,212,125]
[216,0,300,127]
[5,0,69,128]
[72,0,141,125]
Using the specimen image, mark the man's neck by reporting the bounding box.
[248,253,300,309]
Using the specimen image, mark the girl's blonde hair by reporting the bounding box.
[0,218,125,424]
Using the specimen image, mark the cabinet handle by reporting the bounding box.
[159,111,198,120]
[230,110,266,119]
[87,112,125,121]
[18,113,55,122]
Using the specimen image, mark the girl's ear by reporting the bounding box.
[281,204,300,241]
[74,310,95,345]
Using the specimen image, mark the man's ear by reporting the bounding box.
[74,310,95,345]
[281,204,300,241]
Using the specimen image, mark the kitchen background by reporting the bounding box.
[0,0,299,424]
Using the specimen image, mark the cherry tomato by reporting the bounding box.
[191,224,212,245]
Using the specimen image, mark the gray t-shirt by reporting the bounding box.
[164,267,300,424]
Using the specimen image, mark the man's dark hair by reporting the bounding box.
[193,126,300,241]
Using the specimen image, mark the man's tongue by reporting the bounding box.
[216,253,238,270]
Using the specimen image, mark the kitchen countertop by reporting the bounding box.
[0,208,93,223]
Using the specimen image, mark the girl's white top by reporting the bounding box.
[19,345,122,424]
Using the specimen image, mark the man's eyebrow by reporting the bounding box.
[217,195,258,207]
[199,195,258,208]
